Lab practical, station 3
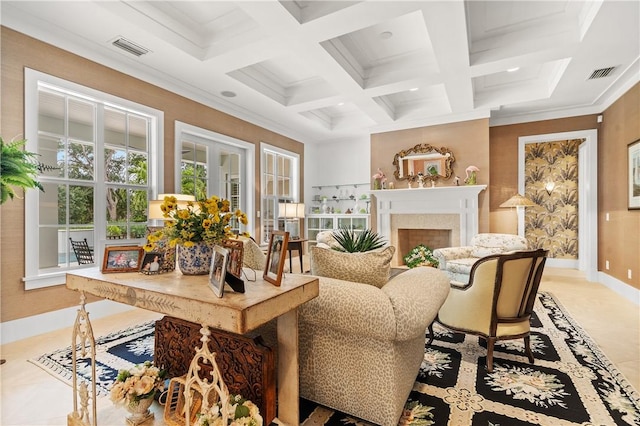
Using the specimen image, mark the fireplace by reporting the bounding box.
[397,229,451,266]
[371,186,486,266]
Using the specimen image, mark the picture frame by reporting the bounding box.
[146,226,176,272]
[208,245,229,298]
[263,230,289,286]
[102,246,144,273]
[628,139,640,210]
[222,239,244,278]
[140,252,164,274]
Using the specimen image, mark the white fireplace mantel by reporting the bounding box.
[371,185,486,246]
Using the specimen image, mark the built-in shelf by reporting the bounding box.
[310,182,371,213]
[311,182,369,190]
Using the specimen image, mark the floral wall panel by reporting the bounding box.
[524,139,583,259]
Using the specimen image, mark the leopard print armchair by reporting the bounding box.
[297,247,450,426]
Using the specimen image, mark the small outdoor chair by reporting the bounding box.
[69,238,94,264]
[428,249,548,372]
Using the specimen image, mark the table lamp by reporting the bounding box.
[148,193,196,222]
[279,202,305,240]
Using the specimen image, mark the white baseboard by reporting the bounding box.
[598,271,640,305]
[546,258,579,269]
[0,300,135,344]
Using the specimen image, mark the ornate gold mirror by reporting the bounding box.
[392,144,455,183]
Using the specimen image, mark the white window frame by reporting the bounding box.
[174,122,255,233]
[24,69,163,289]
[260,143,300,244]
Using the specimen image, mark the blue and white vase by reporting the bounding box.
[177,242,214,275]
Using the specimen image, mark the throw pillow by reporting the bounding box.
[310,245,395,288]
[471,245,504,258]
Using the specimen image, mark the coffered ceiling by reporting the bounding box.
[2,1,638,144]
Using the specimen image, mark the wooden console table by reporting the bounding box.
[65,268,319,426]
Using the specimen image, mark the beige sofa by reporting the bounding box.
[297,246,450,426]
[432,233,528,284]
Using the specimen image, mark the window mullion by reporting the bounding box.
[94,103,106,246]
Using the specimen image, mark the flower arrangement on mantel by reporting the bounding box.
[195,394,263,426]
[145,195,249,251]
[109,361,167,406]
[403,244,439,268]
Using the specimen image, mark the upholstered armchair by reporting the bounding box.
[428,249,548,372]
[297,246,450,426]
[433,233,528,283]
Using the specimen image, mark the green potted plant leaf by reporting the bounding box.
[0,137,44,204]
[331,227,386,253]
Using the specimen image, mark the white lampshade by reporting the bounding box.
[279,202,305,239]
[278,202,306,219]
[148,193,196,220]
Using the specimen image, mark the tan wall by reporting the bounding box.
[370,118,491,234]
[599,83,640,290]
[489,115,599,235]
[489,86,640,290]
[0,27,304,322]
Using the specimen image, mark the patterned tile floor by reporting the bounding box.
[0,266,638,425]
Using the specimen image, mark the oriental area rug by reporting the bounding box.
[30,292,639,426]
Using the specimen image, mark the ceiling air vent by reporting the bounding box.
[111,37,150,57]
[588,66,616,80]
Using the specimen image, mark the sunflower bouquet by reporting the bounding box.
[145,195,248,251]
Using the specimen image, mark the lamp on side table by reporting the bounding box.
[278,202,305,240]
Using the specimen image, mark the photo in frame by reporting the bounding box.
[629,139,640,210]
[140,252,164,274]
[222,239,244,278]
[263,230,289,286]
[146,226,176,272]
[208,245,229,298]
[102,246,144,273]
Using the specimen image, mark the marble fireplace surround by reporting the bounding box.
[371,185,487,265]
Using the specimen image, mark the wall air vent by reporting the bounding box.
[111,37,150,57]
[587,66,616,80]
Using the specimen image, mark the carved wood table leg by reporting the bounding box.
[182,325,232,426]
[276,308,300,426]
[67,292,97,426]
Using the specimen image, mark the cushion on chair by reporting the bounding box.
[309,246,395,288]
[237,236,267,270]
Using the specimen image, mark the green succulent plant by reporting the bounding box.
[331,227,386,253]
[0,137,44,204]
